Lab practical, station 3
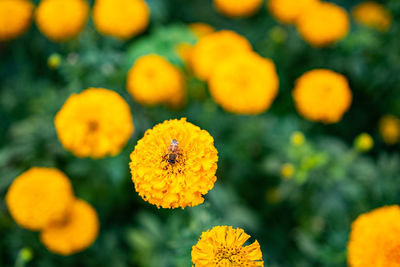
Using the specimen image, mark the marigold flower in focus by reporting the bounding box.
[354,133,374,152]
[126,54,186,107]
[55,88,134,158]
[352,2,392,32]
[191,30,252,80]
[296,2,349,47]
[292,69,352,124]
[0,0,34,41]
[213,0,263,18]
[188,23,215,39]
[268,0,319,24]
[208,51,279,115]
[40,198,99,255]
[348,205,400,267]
[6,167,74,231]
[93,0,149,40]
[191,226,264,266]
[379,115,400,145]
[129,118,218,209]
[35,0,89,42]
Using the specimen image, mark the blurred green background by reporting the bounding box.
[1,0,400,266]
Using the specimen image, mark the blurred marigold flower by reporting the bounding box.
[281,163,295,179]
[191,30,252,81]
[292,69,352,124]
[40,198,99,255]
[47,53,61,69]
[347,205,400,267]
[296,2,349,47]
[208,51,279,115]
[352,1,392,32]
[189,23,215,39]
[379,115,400,145]
[6,167,74,231]
[55,88,134,158]
[213,0,263,18]
[129,118,218,209]
[191,226,264,266]
[0,0,34,41]
[290,131,305,146]
[126,54,186,107]
[93,0,149,40]
[354,133,374,152]
[35,0,89,42]
[268,0,319,24]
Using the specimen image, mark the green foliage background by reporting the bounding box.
[1,0,400,266]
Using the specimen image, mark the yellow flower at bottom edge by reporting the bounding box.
[348,205,400,267]
[268,0,319,24]
[92,0,149,40]
[379,115,400,145]
[0,0,34,42]
[55,88,134,159]
[129,118,218,209]
[296,2,350,47]
[209,51,279,115]
[352,1,392,32]
[35,0,89,42]
[40,198,99,256]
[6,167,74,231]
[213,0,264,18]
[191,226,264,266]
[292,69,352,124]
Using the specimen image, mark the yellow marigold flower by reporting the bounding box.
[176,42,193,67]
[296,2,350,47]
[5,167,74,231]
[189,23,215,39]
[0,0,34,41]
[93,0,149,40]
[213,0,263,18]
[208,51,279,115]
[126,54,186,107]
[268,0,319,24]
[352,2,392,32]
[129,118,218,209]
[191,226,264,266]
[281,163,295,179]
[354,133,374,152]
[35,0,89,42]
[379,115,400,145]
[55,88,134,158]
[290,131,305,146]
[292,69,352,124]
[191,30,252,80]
[348,205,400,267]
[40,198,99,255]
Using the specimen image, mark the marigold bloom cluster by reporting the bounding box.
[379,115,400,145]
[93,0,149,40]
[296,2,350,47]
[129,118,218,209]
[209,51,279,115]
[352,1,392,32]
[292,69,352,124]
[213,0,263,18]
[127,54,186,107]
[55,88,134,158]
[0,0,34,41]
[191,226,264,266]
[268,0,318,24]
[347,205,400,267]
[35,0,89,42]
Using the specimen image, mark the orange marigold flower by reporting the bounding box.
[129,118,218,209]
[191,226,264,266]
[189,23,215,39]
[348,205,400,267]
[35,0,89,42]
[209,51,279,115]
[0,0,34,41]
[379,115,400,145]
[268,0,319,24]
[191,30,252,80]
[296,2,349,47]
[292,69,352,124]
[92,0,149,40]
[55,88,134,158]
[126,54,186,107]
[40,198,99,255]
[352,1,392,32]
[213,0,263,18]
[6,167,74,231]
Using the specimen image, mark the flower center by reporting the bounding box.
[87,121,99,133]
[213,245,246,266]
